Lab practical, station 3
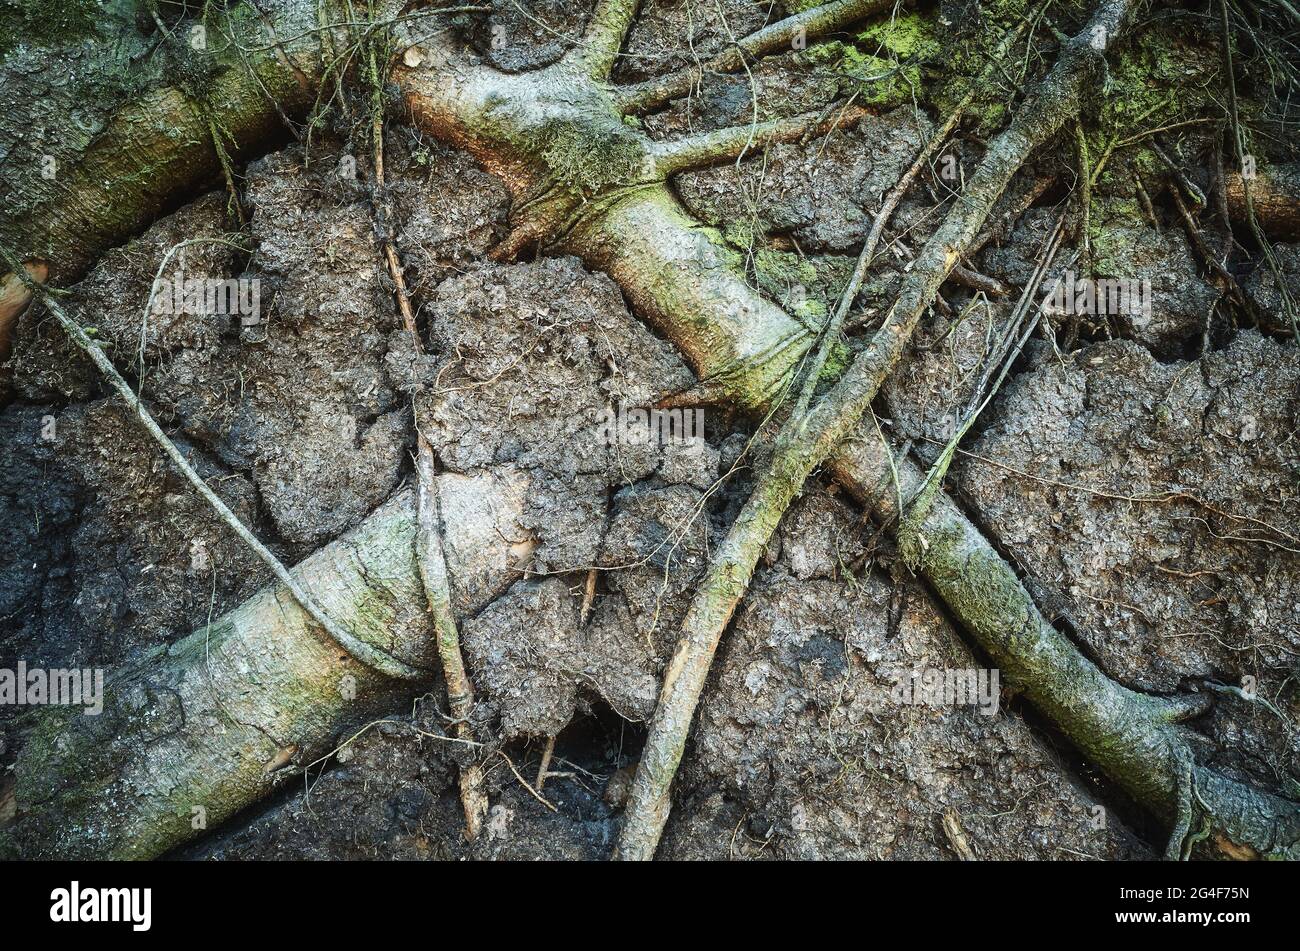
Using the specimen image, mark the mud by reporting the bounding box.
[957,331,1300,794]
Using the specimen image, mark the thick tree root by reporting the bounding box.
[4,0,1296,861]
[1226,163,1300,237]
[0,1,323,287]
[0,491,434,860]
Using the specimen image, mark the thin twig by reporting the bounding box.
[366,35,489,836]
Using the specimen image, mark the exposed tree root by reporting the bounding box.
[569,0,644,80]
[4,0,1298,862]
[0,1,323,288]
[614,0,900,113]
[650,104,872,177]
[1226,163,1300,237]
[615,0,1142,861]
[0,486,435,859]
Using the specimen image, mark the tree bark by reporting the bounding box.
[1226,163,1300,238]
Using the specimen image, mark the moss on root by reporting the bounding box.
[537,115,648,196]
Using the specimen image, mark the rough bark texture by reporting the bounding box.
[1226,163,1300,238]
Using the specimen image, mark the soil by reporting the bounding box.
[956,331,1300,795]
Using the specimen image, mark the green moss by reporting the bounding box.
[0,0,102,57]
[722,221,758,251]
[819,335,853,381]
[538,117,646,196]
[857,11,940,61]
[1089,196,1147,272]
[1099,26,1215,139]
[754,248,822,319]
[797,41,919,108]
[752,249,859,329]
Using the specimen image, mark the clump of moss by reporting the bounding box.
[796,40,918,108]
[857,11,941,61]
[753,249,859,330]
[0,0,102,57]
[794,10,940,110]
[1088,196,1149,271]
[538,117,645,196]
[755,249,824,321]
[1080,23,1222,192]
[1099,26,1215,135]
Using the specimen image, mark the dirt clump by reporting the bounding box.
[957,330,1300,794]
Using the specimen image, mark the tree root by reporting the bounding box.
[5,0,1297,862]
[567,0,643,81]
[1225,163,1300,237]
[615,0,1142,861]
[650,103,873,177]
[0,488,436,859]
[615,0,900,113]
